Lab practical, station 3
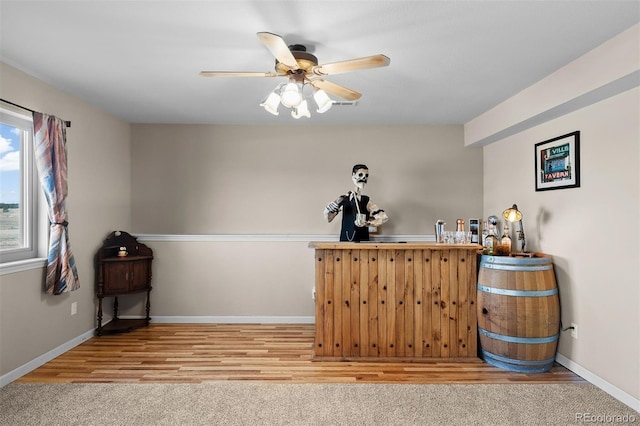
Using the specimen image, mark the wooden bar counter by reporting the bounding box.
[309,241,481,361]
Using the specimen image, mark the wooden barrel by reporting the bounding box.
[477,254,560,373]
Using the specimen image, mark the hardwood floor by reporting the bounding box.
[17,324,587,384]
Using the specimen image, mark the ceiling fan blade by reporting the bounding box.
[256,32,299,70]
[309,79,362,101]
[312,54,390,76]
[199,71,279,77]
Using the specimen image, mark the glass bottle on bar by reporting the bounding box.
[455,219,465,244]
[481,220,489,249]
[485,223,498,255]
[498,224,512,255]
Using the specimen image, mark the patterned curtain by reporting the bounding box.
[33,112,79,294]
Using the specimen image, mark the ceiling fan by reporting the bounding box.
[200,32,390,118]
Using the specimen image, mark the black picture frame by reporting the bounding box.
[535,131,580,191]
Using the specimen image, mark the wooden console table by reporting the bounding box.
[309,242,480,361]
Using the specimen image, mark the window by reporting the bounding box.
[0,106,39,263]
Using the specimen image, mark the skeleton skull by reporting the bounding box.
[352,165,369,190]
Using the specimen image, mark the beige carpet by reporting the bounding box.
[1,382,637,425]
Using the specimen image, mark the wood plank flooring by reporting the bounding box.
[17,324,587,384]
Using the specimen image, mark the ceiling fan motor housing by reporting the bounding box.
[275,45,318,75]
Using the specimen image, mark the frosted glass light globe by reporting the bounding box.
[280,83,302,108]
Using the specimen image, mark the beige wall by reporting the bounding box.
[468,25,639,404]
[0,63,132,376]
[125,124,483,321]
[121,240,317,318]
[130,124,483,235]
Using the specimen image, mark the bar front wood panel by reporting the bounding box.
[310,242,479,361]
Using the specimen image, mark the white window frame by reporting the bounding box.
[0,106,43,267]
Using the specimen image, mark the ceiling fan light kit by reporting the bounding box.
[261,80,333,119]
[201,32,390,119]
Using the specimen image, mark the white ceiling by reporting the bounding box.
[1,1,638,125]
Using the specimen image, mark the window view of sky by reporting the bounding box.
[0,123,20,204]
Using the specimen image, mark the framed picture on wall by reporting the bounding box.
[535,131,580,191]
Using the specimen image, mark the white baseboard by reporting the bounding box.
[555,353,640,411]
[0,328,95,388]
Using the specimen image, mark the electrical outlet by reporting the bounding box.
[570,323,578,339]
[71,302,77,315]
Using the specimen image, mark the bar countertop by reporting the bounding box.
[308,241,482,250]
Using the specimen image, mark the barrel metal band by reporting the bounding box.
[480,350,556,366]
[480,350,556,373]
[479,261,552,271]
[477,285,558,297]
[478,328,559,344]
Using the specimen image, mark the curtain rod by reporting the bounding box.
[0,98,71,127]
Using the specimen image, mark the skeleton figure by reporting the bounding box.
[324,164,389,242]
